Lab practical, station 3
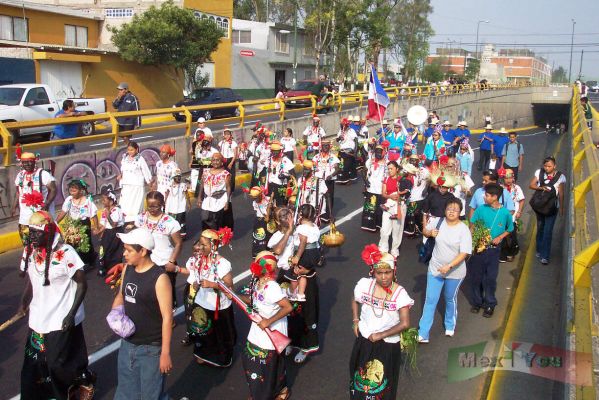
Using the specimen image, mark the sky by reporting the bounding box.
[424,0,599,81]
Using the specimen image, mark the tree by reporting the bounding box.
[464,59,480,82]
[391,0,434,82]
[421,61,444,83]
[552,66,567,83]
[304,0,337,78]
[109,0,223,91]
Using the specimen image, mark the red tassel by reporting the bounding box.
[214,292,220,320]
[15,143,22,160]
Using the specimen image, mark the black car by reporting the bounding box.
[172,88,243,121]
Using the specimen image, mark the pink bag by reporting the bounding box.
[106,305,136,338]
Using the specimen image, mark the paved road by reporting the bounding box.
[0,128,562,399]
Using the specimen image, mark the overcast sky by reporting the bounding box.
[426,0,599,81]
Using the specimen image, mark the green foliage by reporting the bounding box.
[109,0,223,87]
[551,66,568,83]
[464,59,480,82]
[391,0,434,82]
[421,61,444,83]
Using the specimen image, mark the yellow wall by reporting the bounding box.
[82,54,184,109]
[0,4,100,48]
[183,0,232,87]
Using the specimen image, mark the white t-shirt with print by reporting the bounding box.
[354,278,414,343]
[293,223,320,247]
[100,206,125,229]
[20,237,85,333]
[15,168,56,225]
[505,184,525,219]
[135,213,181,266]
[186,255,233,311]
[267,231,294,271]
[165,182,188,214]
[426,219,472,279]
[62,196,98,220]
[280,137,297,153]
[302,126,326,146]
[253,197,270,218]
[155,160,179,197]
[247,281,288,350]
[312,153,340,180]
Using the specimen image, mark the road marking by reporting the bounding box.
[245,120,260,124]
[5,203,363,390]
[224,123,238,127]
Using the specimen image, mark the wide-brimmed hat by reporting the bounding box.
[431,118,440,125]
[499,127,508,134]
[382,119,389,125]
[458,121,468,126]
[270,141,283,151]
[485,124,493,130]
[442,120,452,126]
[403,163,419,175]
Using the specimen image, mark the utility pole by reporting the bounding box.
[578,50,584,81]
[568,19,576,83]
[475,20,489,81]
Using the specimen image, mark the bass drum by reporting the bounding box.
[407,105,428,126]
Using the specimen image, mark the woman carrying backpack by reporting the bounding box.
[528,156,566,265]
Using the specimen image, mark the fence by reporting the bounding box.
[0,81,538,166]
[571,87,599,399]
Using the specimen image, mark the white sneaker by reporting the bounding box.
[445,330,454,337]
[390,250,399,258]
[295,293,306,302]
[285,347,293,356]
[294,351,308,363]
[418,336,429,343]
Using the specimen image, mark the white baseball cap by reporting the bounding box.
[117,228,155,251]
[197,117,206,123]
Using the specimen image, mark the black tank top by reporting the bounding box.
[122,264,165,345]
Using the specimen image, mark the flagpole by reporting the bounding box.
[370,63,385,140]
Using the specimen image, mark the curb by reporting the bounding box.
[95,115,175,131]
[470,125,538,134]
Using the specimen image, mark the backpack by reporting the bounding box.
[529,170,561,216]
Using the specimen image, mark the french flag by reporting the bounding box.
[367,65,390,122]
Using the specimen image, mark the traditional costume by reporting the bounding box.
[155,145,179,198]
[312,141,339,223]
[302,116,326,158]
[336,118,358,184]
[349,246,414,400]
[219,131,238,192]
[60,180,97,265]
[119,151,152,222]
[265,142,294,207]
[249,186,272,258]
[190,131,218,196]
[20,212,95,400]
[200,167,231,231]
[243,252,291,400]
[98,190,124,274]
[185,228,236,367]
[295,161,329,224]
[361,148,387,231]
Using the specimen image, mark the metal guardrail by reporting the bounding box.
[0,81,539,166]
[571,86,599,399]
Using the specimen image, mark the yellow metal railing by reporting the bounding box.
[571,87,599,399]
[0,81,538,166]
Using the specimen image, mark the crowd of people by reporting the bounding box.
[9,106,567,399]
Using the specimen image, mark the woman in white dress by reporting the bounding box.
[118,141,152,226]
[197,153,232,231]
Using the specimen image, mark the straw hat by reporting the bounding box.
[485,124,493,130]
[403,163,419,175]
[458,121,468,126]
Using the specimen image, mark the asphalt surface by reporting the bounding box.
[0,128,562,400]
[18,107,326,160]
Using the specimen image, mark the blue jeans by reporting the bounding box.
[115,340,168,400]
[418,272,464,340]
[535,212,557,260]
[51,143,75,156]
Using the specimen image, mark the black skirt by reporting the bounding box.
[77,218,96,266]
[349,334,401,400]
[287,275,320,353]
[224,157,237,193]
[21,324,91,400]
[242,340,287,400]
[337,151,356,183]
[252,217,271,258]
[99,226,124,271]
[189,303,237,368]
[361,192,383,231]
[202,209,224,231]
[320,180,335,222]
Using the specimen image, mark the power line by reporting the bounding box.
[433,32,599,37]
[429,41,599,47]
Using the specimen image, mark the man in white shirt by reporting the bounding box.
[302,116,326,159]
[265,142,294,206]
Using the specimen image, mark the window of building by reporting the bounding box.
[65,25,88,47]
[192,11,228,38]
[232,29,251,44]
[105,8,134,18]
[0,15,28,42]
[303,35,316,57]
[275,31,289,54]
[304,69,314,80]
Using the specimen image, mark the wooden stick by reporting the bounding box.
[0,310,26,332]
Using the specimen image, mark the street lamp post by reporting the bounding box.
[568,18,576,83]
[475,19,489,81]
[293,0,298,85]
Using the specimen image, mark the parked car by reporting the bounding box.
[586,81,599,93]
[172,88,243,122]
[284,80,326,108]
[0,84,106,143]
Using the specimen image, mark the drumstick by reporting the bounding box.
[0,309,26,332]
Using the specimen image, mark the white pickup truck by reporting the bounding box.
[0,83,106,143]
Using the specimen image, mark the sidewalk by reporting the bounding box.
[484,132,571,399]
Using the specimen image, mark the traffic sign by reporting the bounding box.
[240,50,255,57]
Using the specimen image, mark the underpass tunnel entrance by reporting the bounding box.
[532,103,571,131]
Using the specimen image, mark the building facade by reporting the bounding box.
[490,48,551,84]
[232,19,318,99]
[2,0,233,108]
[426,48,475,76]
